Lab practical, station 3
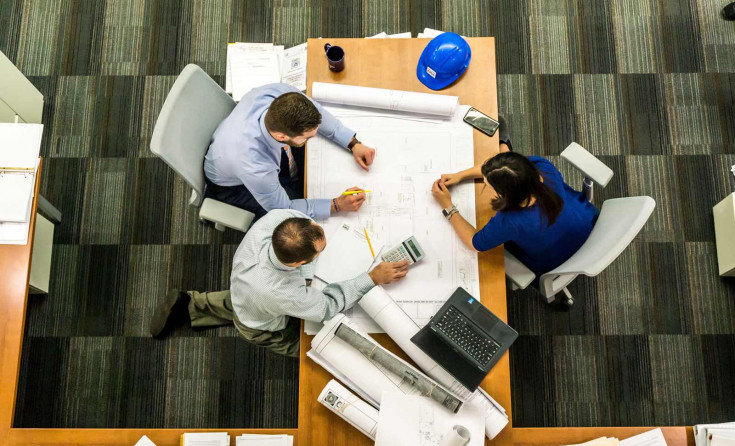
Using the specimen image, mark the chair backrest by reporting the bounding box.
[539,196,655,298]
[150,64,235,206]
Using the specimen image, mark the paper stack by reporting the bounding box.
[694,422,735,446]
[236,433,294,446]
[226,42,307,101]
[563,428,668,446]
[181,432,229,446]
[0,123,43,245]
[367,32,412,38]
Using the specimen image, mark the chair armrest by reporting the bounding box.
[199,198,254,232]
[561,142,613,188]
[504,250,535,290]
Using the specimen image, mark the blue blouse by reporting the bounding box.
[472,156,599,278]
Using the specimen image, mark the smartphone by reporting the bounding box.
[463,107,500,137]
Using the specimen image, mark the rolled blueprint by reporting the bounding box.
[318,379,379,440]
[358,286,509,439]
[334,323,463,413]
[312,82,459,117]
[310,315,465,417]
[439,425,472,446]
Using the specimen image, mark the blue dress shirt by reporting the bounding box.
[472,156,599,278]
[204,83,356,220]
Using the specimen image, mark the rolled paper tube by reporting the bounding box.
[439,425,472,446]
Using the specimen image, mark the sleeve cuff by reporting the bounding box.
[334,125,356,149]
[353,272,376,296]
[314,199,332,220]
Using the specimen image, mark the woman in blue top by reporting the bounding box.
[431,125,599,297]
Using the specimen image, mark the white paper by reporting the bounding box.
[695,424,735,446]
[358,286,509,439]
[708,430,735,446]
[314,221,381,284]
[367,32,388,39]
[421,28,446,38]
[237,434,293,446]
[620,429,668,446]
[0,173,35,222]
[182,432,230,446]
[375,393,485,446]
[135,435,157,446]
[0,123,43,169]
[319,379,380,439]
[312,82,459,117]
[229,47,281,101]
[307,104,479,330]
[281,43,307,91]
[712,436,735,446]
[0,193,32,245]
[387,32,412,38]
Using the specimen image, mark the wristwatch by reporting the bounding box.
[347,136,361,152]
[442,205,458,220]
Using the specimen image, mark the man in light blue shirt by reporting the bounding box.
[204,83,376,221]
[150,209,409,357]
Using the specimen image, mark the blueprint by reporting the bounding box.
[307,104,480,331]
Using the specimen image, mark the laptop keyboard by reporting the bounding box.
[433,306,501,367]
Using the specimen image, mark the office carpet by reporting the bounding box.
[2,0,734,429]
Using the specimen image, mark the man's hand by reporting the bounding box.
[369,260,409,285]
[352,143,376,171]
[440,172,464,187]
[333,186,367,213]
[431,179,453,209]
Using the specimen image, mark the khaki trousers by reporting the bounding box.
[187,290,301,358]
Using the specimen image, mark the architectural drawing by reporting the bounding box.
[308,107,480,330]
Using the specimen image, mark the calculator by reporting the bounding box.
[381,236,426,265]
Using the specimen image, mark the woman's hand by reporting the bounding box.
[440,172,464,186]
[431,179,453,209]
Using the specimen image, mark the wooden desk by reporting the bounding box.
[297,37,508,446]
[296,38,695,446]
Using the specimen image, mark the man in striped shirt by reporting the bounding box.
[204,83,377,221]
[150,209,409,357]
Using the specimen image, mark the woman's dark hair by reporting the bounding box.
[272,217,325,264]
[480,152,564,226]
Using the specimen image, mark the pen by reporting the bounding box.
[364,229,375,257]
[342,190,372,195]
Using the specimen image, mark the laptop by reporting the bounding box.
[410,287,518,392]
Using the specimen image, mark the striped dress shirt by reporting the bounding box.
[231,209,376,331]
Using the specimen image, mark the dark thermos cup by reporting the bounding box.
[724,2,735,20]
[324,43,345,72]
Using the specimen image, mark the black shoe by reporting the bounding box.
[150,290,191,338]
[498,114,513,152]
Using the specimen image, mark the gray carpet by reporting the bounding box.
[2,0,734,429]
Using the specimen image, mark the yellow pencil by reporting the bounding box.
[342,190,372,195]
[363,229,375,257]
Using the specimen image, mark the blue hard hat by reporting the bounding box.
[417,32,472,90]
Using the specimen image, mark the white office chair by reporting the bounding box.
[504,143,656,306]
[150,64,254,232]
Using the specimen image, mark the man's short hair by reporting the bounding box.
[272,217,325,264]
[264,92,322,137]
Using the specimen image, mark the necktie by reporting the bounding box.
[283,145,298,181]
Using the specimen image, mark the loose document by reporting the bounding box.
[226,42,307,101]
[0,123,42,245]
[306,83,479,333]
[375,392,485,446]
